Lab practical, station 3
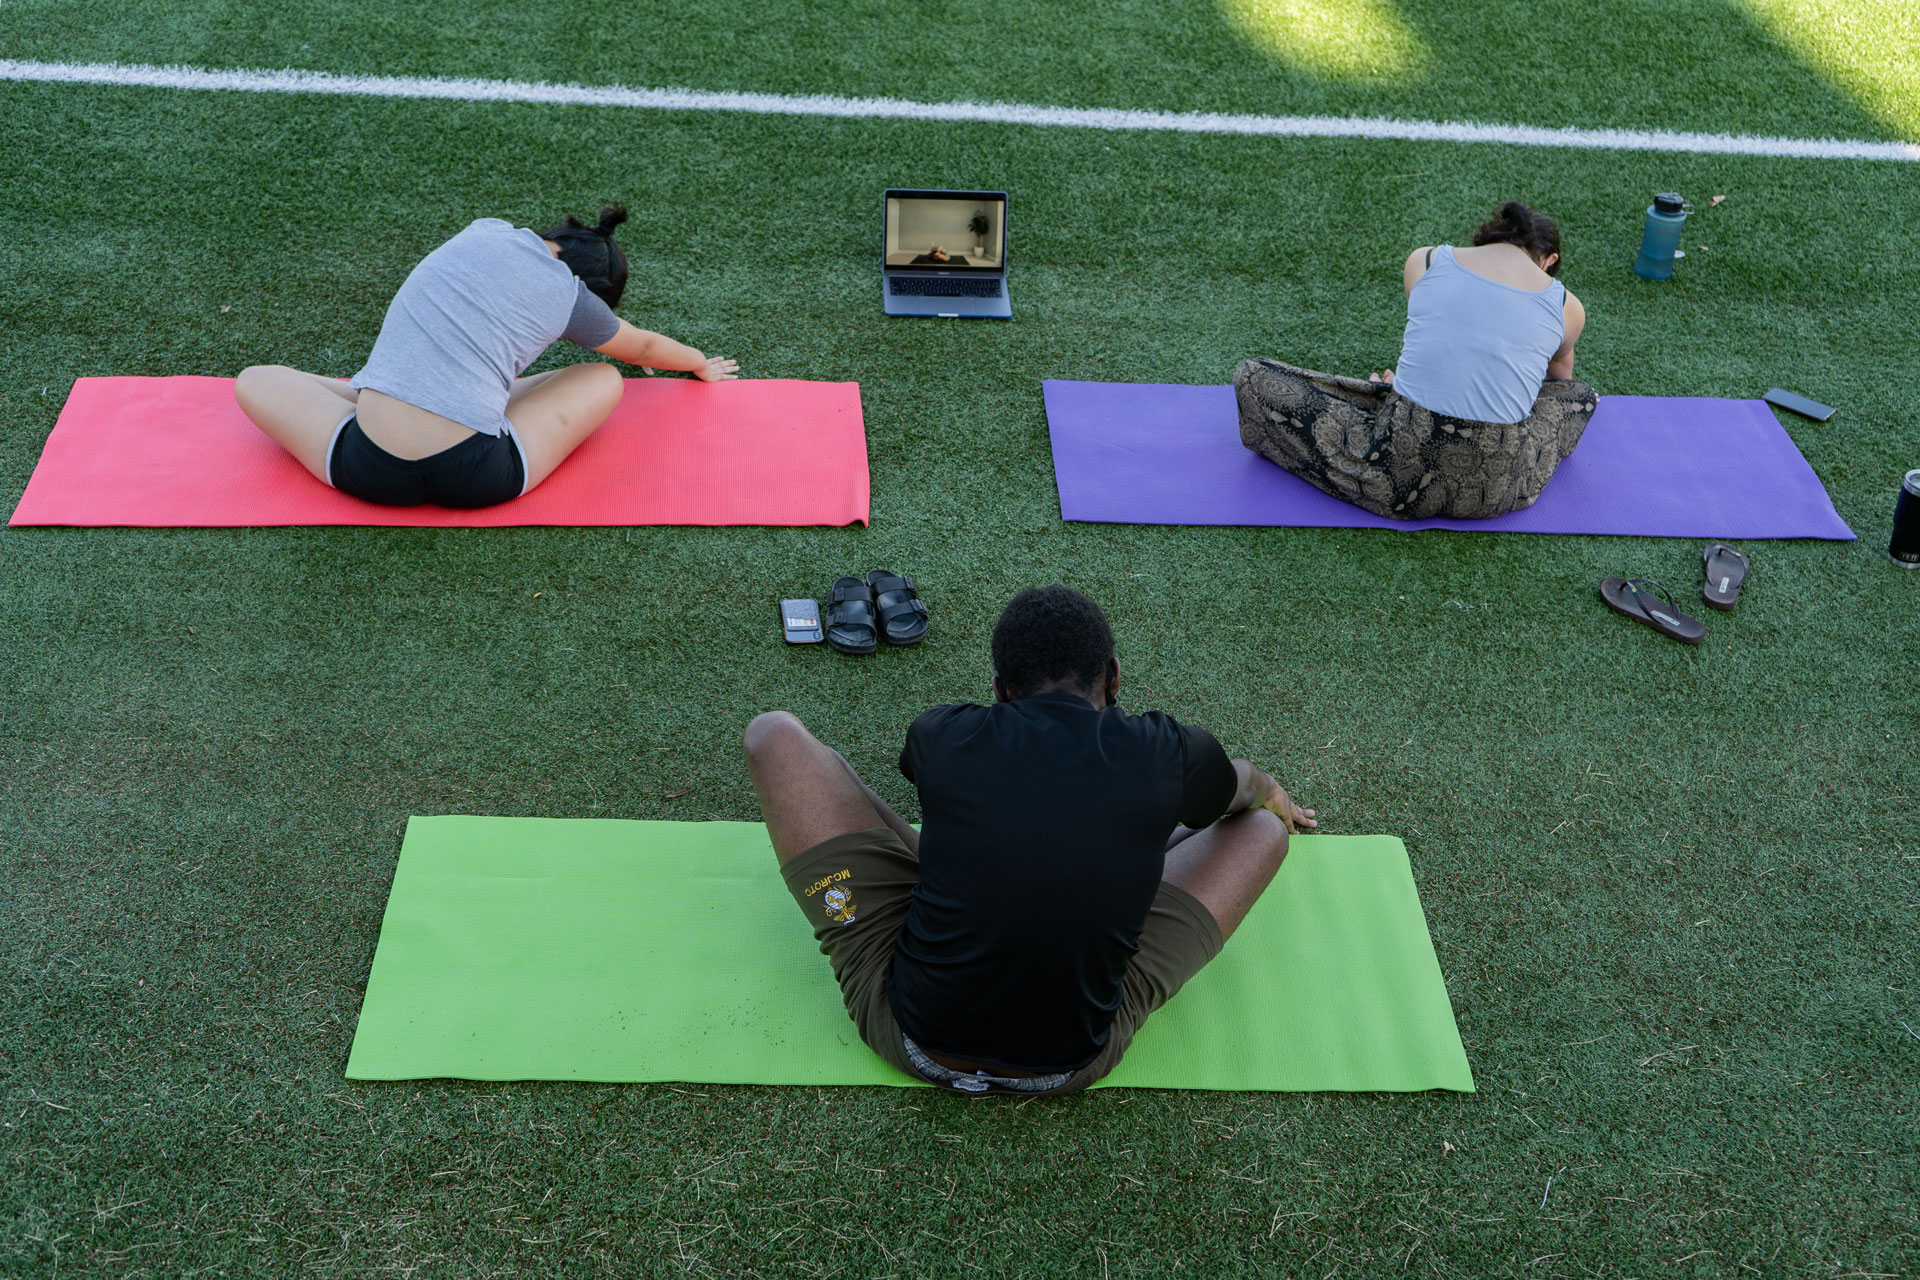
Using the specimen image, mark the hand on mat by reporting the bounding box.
[1369,369,1396,385]
[1261,779,1317,833]
[696,355,740,382]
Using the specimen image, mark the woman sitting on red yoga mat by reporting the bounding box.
[236,206,739,508]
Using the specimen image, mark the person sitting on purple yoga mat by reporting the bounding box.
[744,584,1316,1095]
[235,206,739,509]
[1237,200,1597,520]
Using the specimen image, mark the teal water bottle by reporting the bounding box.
[1634,192,1690,281]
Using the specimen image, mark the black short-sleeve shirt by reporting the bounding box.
[888,690,1238,1073]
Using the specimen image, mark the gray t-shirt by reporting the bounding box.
[351,218,622,437]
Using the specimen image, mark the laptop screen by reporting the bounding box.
[884,191,1006,272]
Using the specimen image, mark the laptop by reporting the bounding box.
[882,188,1012,319]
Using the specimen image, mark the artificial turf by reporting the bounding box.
[3,2,1917,1275]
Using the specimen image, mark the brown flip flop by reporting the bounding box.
[1600,577,1706,644]
[1701,543,1750,610]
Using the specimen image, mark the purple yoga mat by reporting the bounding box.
[1044,381,1854,539]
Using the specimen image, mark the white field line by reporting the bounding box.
[3,59,1916,162]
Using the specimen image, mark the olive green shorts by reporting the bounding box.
[781,827,1225,1093]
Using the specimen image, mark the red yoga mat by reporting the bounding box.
[8,376,869,527]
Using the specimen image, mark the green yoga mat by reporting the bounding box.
[346,818,1473,1092]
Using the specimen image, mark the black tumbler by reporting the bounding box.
[1892,469,1920,568]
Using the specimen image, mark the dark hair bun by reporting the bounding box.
[594,205,629,237]
[1470,200,1562,274]
[1484,201,1528,238]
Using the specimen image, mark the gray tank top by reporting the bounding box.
[351,219,621,437]
[1391,245,1566,425]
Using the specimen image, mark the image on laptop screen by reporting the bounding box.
[885,195,1005,269]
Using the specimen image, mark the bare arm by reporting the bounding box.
[1403,246,1434,297]
[1546,290,1586,381]
[1368,248,1436,382]
[1226,758,1317,831]
[594,319,739,381]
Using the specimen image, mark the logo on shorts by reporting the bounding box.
[822,884,857,924]
[805,868,857,925]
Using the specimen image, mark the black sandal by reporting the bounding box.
[825,576,878,655]
[1701,543,1750,611]
[865,569,929,646]
[1599,576,1705,645]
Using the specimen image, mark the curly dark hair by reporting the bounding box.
[1471,200,1562,275]
[542,204,630,307]
[990,586,1115,700]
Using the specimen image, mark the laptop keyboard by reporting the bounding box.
[889,276,1004,298]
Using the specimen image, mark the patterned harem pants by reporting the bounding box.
[1234,358,1599,520]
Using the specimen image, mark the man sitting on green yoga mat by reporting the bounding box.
[744,585,1316,1095]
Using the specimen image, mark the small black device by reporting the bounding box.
[780,598,825,644]
[1763,388,1835,422]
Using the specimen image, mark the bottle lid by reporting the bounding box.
[1653,192,1687,215]
[1905,467,1920,496]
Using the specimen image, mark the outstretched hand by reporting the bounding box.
[696,355,740,382]
[1262,780,1318,833]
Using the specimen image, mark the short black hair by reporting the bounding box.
[543,204,630,307]
[991,586,1115,699]
[1471,200,1562,275]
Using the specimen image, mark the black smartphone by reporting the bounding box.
[780,598,824,644]
[1763,388,1835,422]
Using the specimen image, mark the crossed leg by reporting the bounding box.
[235,362,625,495]
[505,362,626,491]
[233,365,358,482]
[743,711,919,867]
[1158,808,1290,940]
[746,708,1287,937]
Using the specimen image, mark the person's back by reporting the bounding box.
[233,203,739,511]
[891,692,1229,1073]
[745,585,1316,1095]
[352,217,601,439]
[1390,244,1566,426]
[1235,199,1597,521]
